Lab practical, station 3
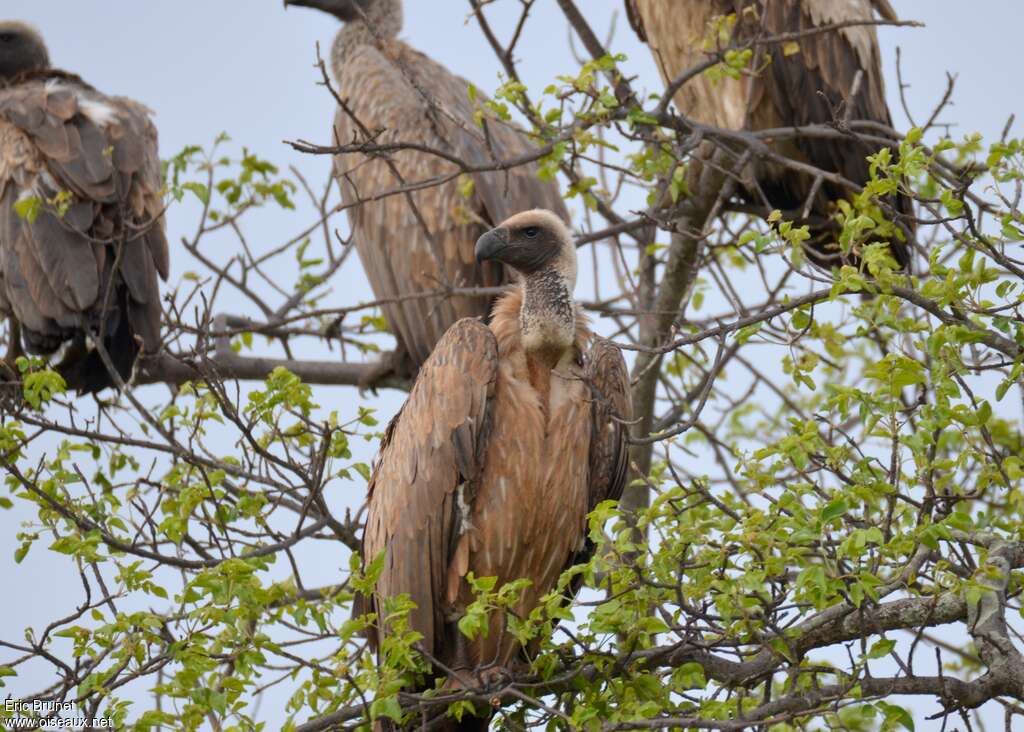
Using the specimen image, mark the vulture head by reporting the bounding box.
[283,0,401,26]
[475,209,576,286]
[0,22,49,80]
[477,209,578,362]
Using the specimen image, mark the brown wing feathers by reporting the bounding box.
[361,318,499,657]
[627,0,913,270]
[586,337,633,514]
[759,0,913,269]
[0,69,168,391]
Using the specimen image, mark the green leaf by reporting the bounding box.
[821,499,849,524]
[182,181,210,205]
[866,638,896,659]
[13,195,41,223]
[370,695,402,723]
[976,400,992,425]
[447,700,477,723]
[791,309,812,330]
[457,610,487,641]
[877,701,915,731]
[736,323,762,343]
[13,542,30,564]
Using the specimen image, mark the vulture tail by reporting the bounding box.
[55,295,139,394]
[752,177,914,274]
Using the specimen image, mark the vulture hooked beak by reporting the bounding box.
[283,0,364,20]
[475,227,510,264]
[284,0,334,13]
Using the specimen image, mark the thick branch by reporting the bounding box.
[136,352,410,391]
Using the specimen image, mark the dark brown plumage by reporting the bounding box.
[285,0,569,376]
[626,0,914,270]
[0,22,168,392]
[359,210,630,728]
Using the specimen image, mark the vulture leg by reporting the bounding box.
[0,318,24,402]
[1,317,23,383]
[3,317,23,366]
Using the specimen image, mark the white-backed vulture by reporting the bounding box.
[0,22,168,392]
[626,0,914,270]
[359,209,631,728]
[284,0,569,378]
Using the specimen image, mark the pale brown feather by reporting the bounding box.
[585,337,632,514]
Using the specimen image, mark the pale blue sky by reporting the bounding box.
[1,1,1021,728]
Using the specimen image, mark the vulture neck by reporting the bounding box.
[519,268,577,372]
[332,0,403,66]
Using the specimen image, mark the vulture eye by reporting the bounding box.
[0,34,15,44]
[523,227,539,239]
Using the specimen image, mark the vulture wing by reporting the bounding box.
[870,0,899,23]
[759,0,912,268]
[585,337,632,514]
[0,72,168,390]
[623,0,753,129]
[361,318,498,656]
[333,40,566,367]
[405,43,569,230]
[760,0,891,192]
[556,335,632,606]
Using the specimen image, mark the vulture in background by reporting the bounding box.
[625,0,914,270]
[0,22,168,393]
[360,209,631,729]
[284,0,569,378]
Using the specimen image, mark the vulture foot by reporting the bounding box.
[473,662,514,692]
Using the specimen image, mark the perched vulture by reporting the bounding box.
[284,0,568,377]
[625,0,914,270]
[0,22,168,392]
[360,210,631,728]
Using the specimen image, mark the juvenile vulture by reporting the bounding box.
[0,22,168,392]
[360,209,631,728]
[625,0,913,270]
[284,0,568,377]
